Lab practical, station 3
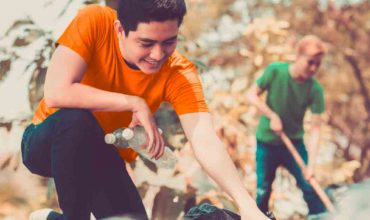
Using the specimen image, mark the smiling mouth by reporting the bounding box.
[144,59,162,67]
[307,72,315,77]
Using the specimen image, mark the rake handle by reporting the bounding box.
[279,132,335,212]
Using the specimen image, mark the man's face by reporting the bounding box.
[295,46,324,80]
[116,20,179,74]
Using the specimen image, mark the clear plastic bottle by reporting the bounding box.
[105,126,177,169]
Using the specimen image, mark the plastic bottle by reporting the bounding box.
[105,126,177,169]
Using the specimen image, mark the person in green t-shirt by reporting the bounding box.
[246,35,327,215]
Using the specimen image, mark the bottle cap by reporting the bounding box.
[104,133,116,144]
[158,128,163,134]
[122,128,134,140]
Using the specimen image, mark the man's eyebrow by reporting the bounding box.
[163,36,178,42]
[138,36,178,43]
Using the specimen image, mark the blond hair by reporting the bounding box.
[296,35,326,56]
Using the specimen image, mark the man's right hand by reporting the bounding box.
[270,113,283,134]
[129,97,164,160]
[240,208,271,220]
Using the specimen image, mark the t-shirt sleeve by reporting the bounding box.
[56,5,105,63]
[256,64,275,91]
[310,82,325,113]
[164,58,208,115]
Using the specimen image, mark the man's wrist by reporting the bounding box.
[125,95,142,112]
[235,195,259,213]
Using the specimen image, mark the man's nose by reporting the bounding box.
[309,64,318,72]
[150,45,165,60]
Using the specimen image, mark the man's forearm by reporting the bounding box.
[247,92,276,120]
[45,82,138,112]
[191,134,262,217]
[43,45,141,113]
[179,113,268,219]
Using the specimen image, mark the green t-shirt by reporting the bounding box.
[256,62,325,144]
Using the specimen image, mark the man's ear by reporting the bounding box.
[114,20,125,38]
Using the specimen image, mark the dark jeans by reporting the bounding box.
[255,139,326,215]
[21,109,148,220]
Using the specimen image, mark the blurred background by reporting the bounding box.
[0,0,369,219]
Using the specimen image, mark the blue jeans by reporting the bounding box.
[21,109,148,220]
[255,139,326,215]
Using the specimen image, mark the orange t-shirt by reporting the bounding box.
[32,5,208,162]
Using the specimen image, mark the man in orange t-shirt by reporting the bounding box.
[22,0,269,219]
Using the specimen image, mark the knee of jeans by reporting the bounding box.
[21,142,51,177]
[21,143,33,171]
[58,109,100,131]
[23,159,51,177]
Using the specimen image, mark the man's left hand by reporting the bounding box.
[303,165,315,181]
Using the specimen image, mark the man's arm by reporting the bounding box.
[179,112,268,220]
[246,83,282,133]
[43,45,164,158]
[44,45,140,111]
[305,113,322,180]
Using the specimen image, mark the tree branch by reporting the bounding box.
[344,54,370,121]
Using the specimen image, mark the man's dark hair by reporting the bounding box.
[117,0,187,36]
